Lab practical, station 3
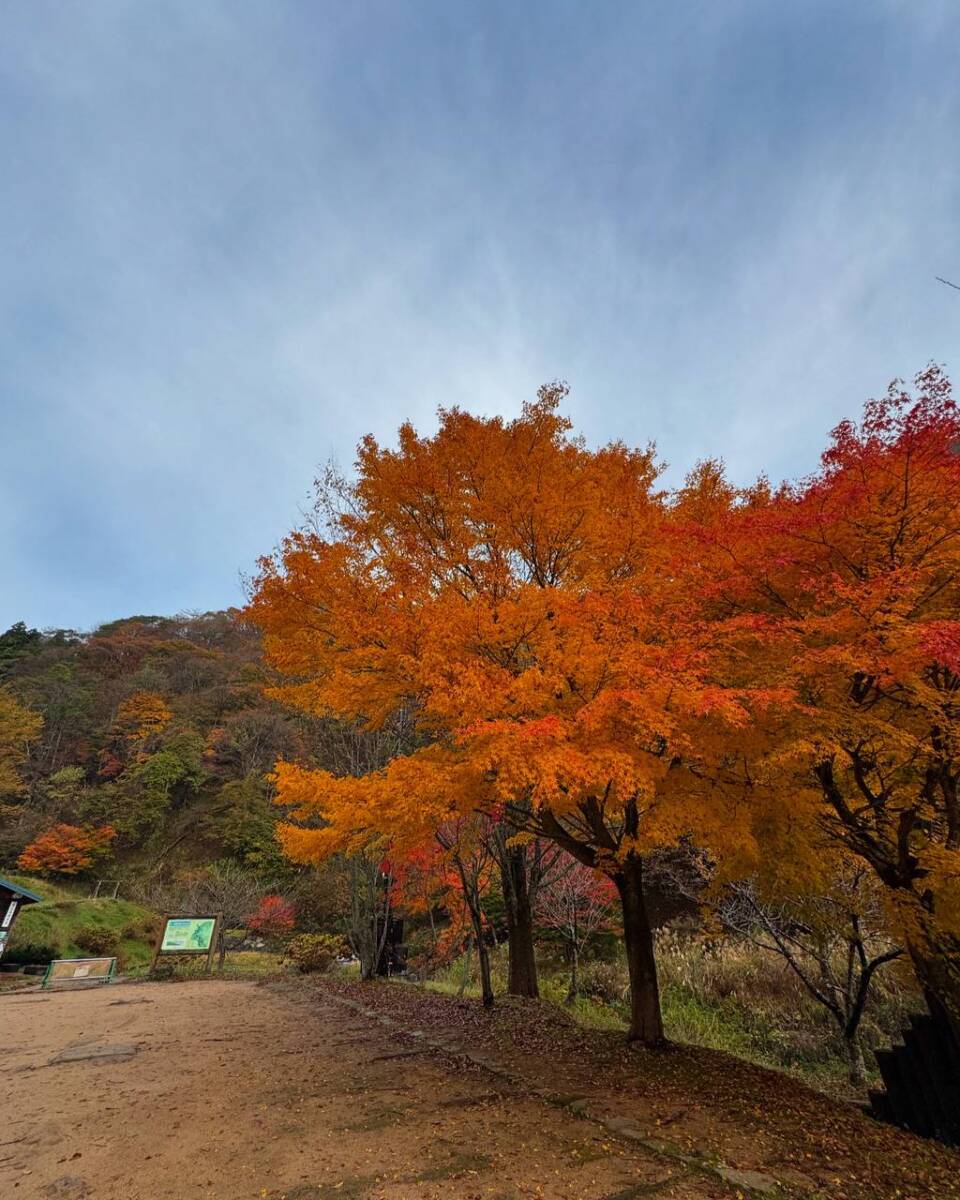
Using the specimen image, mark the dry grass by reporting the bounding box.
[653,931,917,1093]
[425,930,919,1097]
[131,949,288,981]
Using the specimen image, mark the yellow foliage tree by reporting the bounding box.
[113,690,172,756]
[0,685,42,797]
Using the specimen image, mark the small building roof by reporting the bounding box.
[0,876,44,904]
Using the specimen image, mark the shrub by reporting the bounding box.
[121,914,163,941]
[2,940,60,965]
[74,925,120,957]
[578,958,630,1006]
[284,932,345,974]
[247,894,296,939]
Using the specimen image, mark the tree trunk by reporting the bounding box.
[844,1031,867,1087]
[566,940,579,1004]
[428,906,438,953]
[499,841,540,998]
[477,934,494,1008]
[453,850,496,1010]
[457,937,473,998]
[461,910,495,1007]
[355,913,377,980]
[614,855,665,1047]
[347,853,381,981]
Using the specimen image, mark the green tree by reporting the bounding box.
[221,773,284,868]
[0,622,41,679]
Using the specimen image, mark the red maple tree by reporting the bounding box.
[246,894,296,938]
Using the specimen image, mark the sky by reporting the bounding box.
[2,1,958,632]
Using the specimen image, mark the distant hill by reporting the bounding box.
[0,611,317,881]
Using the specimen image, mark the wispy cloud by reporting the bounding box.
[3,1,958,628]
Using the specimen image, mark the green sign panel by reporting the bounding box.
[160,916,217,953]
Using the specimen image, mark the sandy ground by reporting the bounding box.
[0,979,729,1200]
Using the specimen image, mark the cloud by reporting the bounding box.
[2,1,958,629]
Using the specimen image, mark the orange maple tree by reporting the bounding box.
[248,389,775,1043]
[17,822,116,875]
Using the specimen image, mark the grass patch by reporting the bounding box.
[661,984,785,1063]
[139,950,288,981]
[8,896,160,971]
[413,935,916,1098]
[224,950,287,976]
[422,947,623,1032]
[0,873,85,903]
[332,959,361,979]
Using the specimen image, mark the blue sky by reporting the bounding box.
[3,2,958,632]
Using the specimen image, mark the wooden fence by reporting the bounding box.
[870,994,960,1145]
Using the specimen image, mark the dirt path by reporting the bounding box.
[316,978,960,1200]
[0,980,730,1200]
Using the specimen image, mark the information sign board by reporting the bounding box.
[42,957,117,988]
[160,916,217,953]
[151,913,222,972]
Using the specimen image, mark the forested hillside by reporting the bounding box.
[0,612,306,878]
